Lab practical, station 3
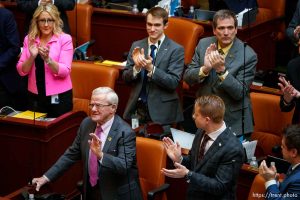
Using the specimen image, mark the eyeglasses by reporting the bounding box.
[38,18,55,25]
[89,103,112,110]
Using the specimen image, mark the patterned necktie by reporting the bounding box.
[89,126,103,187]
[140,44,157,103]
[198,134,210,162]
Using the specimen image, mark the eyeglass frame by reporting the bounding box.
[37,18,55,25]
[89,103,113,110]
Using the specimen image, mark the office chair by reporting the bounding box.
[67,4,93,48]
[71,62,119,115]
[164,17,204,66]
[136,137,169,200]
[247,174,266,200]
[250,92,294,158]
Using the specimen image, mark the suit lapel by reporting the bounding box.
[102,116,119,153]
[85,122,97,169]
[154,37,169,67]
[224,39,238,69]
[196,130,228,170]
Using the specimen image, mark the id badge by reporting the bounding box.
[51,94,59,104]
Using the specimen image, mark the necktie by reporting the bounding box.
[89,126,103,187]
[140,44,157,103]
[198,134,210,162]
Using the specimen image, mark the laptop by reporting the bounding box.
[194,9,216,21]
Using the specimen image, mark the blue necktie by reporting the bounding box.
[140,45,157,103]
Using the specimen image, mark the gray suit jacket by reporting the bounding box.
[45,115,142,200]
[184,37,257,136]
[122,36,184,125]
[182,128,245,200]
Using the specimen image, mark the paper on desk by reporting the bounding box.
[170,128,195,150]
[242,140,257,160]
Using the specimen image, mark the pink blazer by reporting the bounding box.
[17,33,73,96]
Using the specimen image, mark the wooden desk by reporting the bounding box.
[0,111,87,198]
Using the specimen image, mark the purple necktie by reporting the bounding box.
[89,126,103,187]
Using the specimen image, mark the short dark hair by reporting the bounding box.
[283,124,300,154]
[212,9,237,29]
[146,6,168,25]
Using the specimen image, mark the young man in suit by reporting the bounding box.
[162,95,245,200]
[32,87,142,200]
[183,9,257,140]
[16,0,75,34]
[259,124,300,200]
[122,6,184,129]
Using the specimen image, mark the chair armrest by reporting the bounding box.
[147,183,170,200]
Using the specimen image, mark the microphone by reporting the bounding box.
[33,101,37,125]
[122,131,132,199]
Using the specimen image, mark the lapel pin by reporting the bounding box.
[219,143,222,147]
[108,137,112,141]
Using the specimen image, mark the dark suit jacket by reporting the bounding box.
[44,115,142,200]
[0,8,22,94]
[16,0,75,34]
[184,37,257,136]
[182,128,245,200]
[266,165,300,200]
[122,36,184,125]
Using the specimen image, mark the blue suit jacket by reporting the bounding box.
[182,128,245,200]
[266,165,300,200]
[286,0,300,44]
[0,8,21,94]
[224,0,258,13]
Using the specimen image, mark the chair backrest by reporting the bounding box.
[71,62,119,115]
[256,0,286,40]
[250,92,294,157]
[247,174,266,200]
[67,4,93,47]
[164,18,204,65]
[136,137,167,200]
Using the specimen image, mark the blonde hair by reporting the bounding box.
[28,4,63,40]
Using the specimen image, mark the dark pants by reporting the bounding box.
[28,89,73,118]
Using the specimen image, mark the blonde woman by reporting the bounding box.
[17,4,73,118]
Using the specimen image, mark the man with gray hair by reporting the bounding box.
[32,87,142,200]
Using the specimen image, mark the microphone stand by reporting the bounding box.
[122,131,132,199]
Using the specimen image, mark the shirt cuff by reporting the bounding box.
[133,65,141,77]
[43,175,50,182]
[218,70,229,81]
[199,66,209,78]
[147,66,156,77]
[265,179,277,189]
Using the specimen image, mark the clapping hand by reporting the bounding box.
[38,45,50,62]
[162,137,182,163]
[259,160,278,182]
[278,76,300,104]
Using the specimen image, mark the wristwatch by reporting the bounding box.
[185,170,193,183]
